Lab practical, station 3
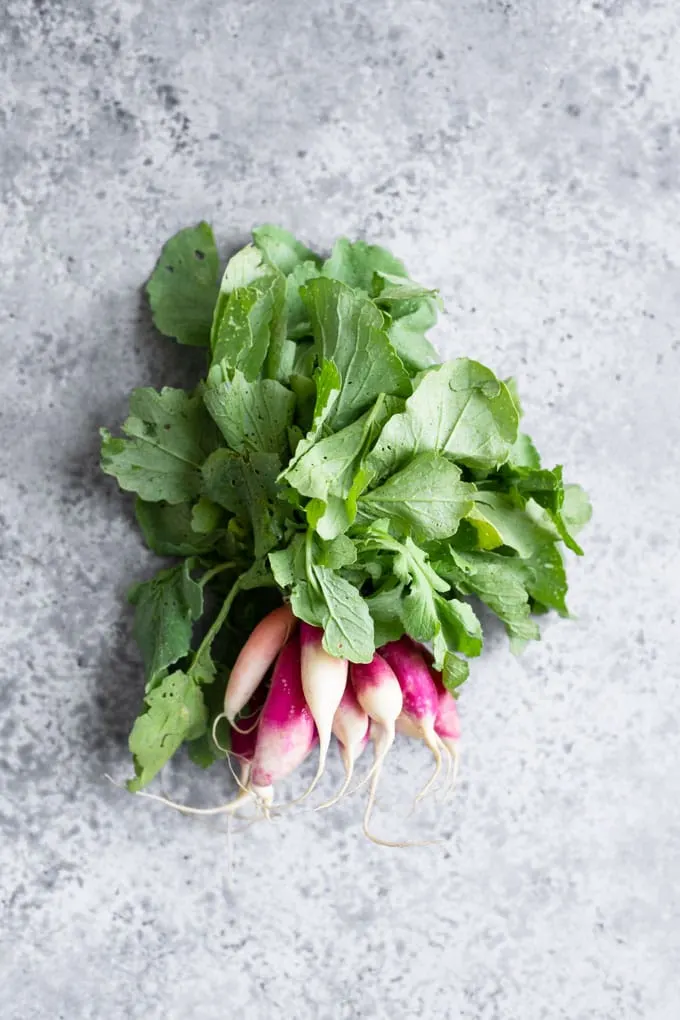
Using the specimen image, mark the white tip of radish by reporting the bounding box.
[441,738,460,800]
[298,624,348,803]
[250,783,274,810]
[413,726,448,803]
[315,741,358,811]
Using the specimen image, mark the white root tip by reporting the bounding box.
[361,740,440,849]
[444,740,461,800]
[414,730,447,804]
[315,746,355,811]
[283,733,331,808]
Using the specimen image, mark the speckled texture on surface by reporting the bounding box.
[1,2,679,1018]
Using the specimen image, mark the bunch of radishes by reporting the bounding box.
[185,605,461,845]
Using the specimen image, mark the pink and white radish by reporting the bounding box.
[380,638,447,801]
[316,683,370,810]
[222,604,295,729]
[431,666,462,795]
[297,623,348,801]
[350,653,403,845]
[248,630,318,809]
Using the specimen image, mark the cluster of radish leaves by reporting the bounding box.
[101,223,590,792]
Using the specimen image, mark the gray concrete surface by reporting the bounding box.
[1,2,679,1018]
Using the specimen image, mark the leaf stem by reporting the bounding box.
[192,574,242,669]
[199,562,236,588]
[305,529,321,593]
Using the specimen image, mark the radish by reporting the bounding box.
[395,672,461,796]
[380,638,447,801]
[316,683,370,810]
[298,623,349,801]
[430,667,462,795]
[350,653,404,845]
[249,630,318,809]
[222,604,295,729]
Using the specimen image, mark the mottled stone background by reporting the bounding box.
[1,2,679,1018]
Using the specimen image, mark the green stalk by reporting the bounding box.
[199,562,236,588]
[192,574,242,670]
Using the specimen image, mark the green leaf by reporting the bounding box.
[190,496,222,535]
[128,670,207,791]
[100,388,220,504]
[319,534,357,570]
[457,499,570,619]
[441,653,469,692]
[286,361,341,471]
[191,646,217,686]
[302,278,411,429]
[524,542,568,616]
[210,244,272,342]
[203,367,295,459]
[371,271,438,304]
[211,271,286,381]
[468,491,554,557]
[507,432,541,470]
[223,245,270,290]
[284,262,323,338]
[358,453,475,541]
[367,359,519,479]
[393,537,448,643]
[365,584,406,646]
[435,597,483,657]
[308,495,353,541]
[313,567,375,662]
[513,465,565,514]
[282,397,400,505]
[202,449,283,559]
[322,237,409,291]
[135,498,219,556]
[252,224,320,275]
[129,562,203,687]
[562,483,592,536]
[146,223,220,347]
[385,297,440,373]
[269,547,297,589]
[288,542,375,662]
[435,547,540,645]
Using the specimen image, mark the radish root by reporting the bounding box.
[315,745,356,811]
[413,730,448,803]
[361,732,439,849]
[229,710,262,736]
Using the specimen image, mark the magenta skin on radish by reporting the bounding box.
[380,639,439,728]
[249,632,317,801]
[228,685,267,788]
[379,638,445,799]
[433,677,461,742]
[429,666,461,795]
